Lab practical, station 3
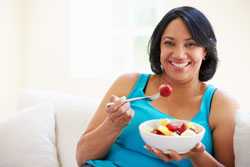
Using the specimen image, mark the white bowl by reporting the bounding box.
[139,119,205,154]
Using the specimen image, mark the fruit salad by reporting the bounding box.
[151,119,202,136]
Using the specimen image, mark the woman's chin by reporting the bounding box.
[168,75,194,84]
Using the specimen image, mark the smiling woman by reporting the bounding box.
[76,6,237,167]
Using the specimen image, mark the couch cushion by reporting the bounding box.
[54,95,97,167]
[234,110,250,167]
[0,103,59,167]
[17,89,98,167]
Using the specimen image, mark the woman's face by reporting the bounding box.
[160,18,206,84]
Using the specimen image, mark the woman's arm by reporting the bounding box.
[209,90,238,167]
[189,150,224,167]
[76,73,138,166]
[191,90,238,167]
[76,114,124,166]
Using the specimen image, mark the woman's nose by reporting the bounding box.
[172,46,187,59]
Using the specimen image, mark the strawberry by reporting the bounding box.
[159,84,173,97]
[176,123,187,135]
[166,123,178,132]
[152,129,164,135]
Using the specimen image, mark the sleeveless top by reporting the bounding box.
[87,74,216,167]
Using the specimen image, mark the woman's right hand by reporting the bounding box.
[145,142,205,162]
[104,95,134,131]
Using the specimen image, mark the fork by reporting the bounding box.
[124,92,160,103]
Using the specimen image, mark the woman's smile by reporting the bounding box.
[166,59,192,73]
[169,61,191,69]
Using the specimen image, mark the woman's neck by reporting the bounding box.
[158,74,205,99]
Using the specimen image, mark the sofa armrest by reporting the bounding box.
[234,111,250,167]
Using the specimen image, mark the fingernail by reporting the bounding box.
[106,102,113,108]
[164,149,171,154]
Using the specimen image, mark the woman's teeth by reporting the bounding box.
[171,62,189,68]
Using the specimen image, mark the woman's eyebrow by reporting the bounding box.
[185,38,193,41]
[161,36,174,40]
[161,36,193,41]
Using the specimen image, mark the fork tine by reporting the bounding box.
[149,93,160,101]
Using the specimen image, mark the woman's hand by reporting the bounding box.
[145,142,205,162]
[104,95,134,131]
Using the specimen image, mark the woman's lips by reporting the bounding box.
[168,61,191,71]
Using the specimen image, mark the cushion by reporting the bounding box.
[17,89,98,167]
[55,98,96,167]
[0,103,59,167]
[234,110,250,167]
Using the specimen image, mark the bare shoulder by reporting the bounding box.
[209,89,239,165]
[83,73,140,134]
[210,89,239,129]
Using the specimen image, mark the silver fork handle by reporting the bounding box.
[125,96,152,103]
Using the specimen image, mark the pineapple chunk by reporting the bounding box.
[159,119,169,126]
[144,126,154,133]
[158,125,172,136]
[187,122,194,129]
[181,129,196,136]
[187,122,201,134]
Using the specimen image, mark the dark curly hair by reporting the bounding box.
[148,6,218,81]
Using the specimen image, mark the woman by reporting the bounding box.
[76,6,237,167]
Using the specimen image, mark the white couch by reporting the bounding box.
[0,89,249,167]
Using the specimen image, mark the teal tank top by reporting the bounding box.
[87,74,216,167]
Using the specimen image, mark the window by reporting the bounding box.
[69,0,169,79]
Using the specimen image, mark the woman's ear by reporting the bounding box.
[202,48,207,60]
[202,55,206,60]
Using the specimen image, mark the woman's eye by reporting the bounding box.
[163,41,174,47]
[185,42,197,48]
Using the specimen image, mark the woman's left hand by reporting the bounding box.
[144,142,205,162]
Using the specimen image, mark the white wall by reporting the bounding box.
[23,0,112,99]
[0,0,24,117]
[24,0,250,108]
[1,0,250,118]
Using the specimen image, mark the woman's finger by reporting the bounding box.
[191,142,205,153]
[109,95,128,111]
[152,148,172,161]
[145,145,174,162]
[106,95,126,113]
[167,150,182,160]
[105,95,133,127]
[110,95,118,102]
[106,102,114,113]
[115,112,132,127]
[109,106,130,121]
[180,142,205,159]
